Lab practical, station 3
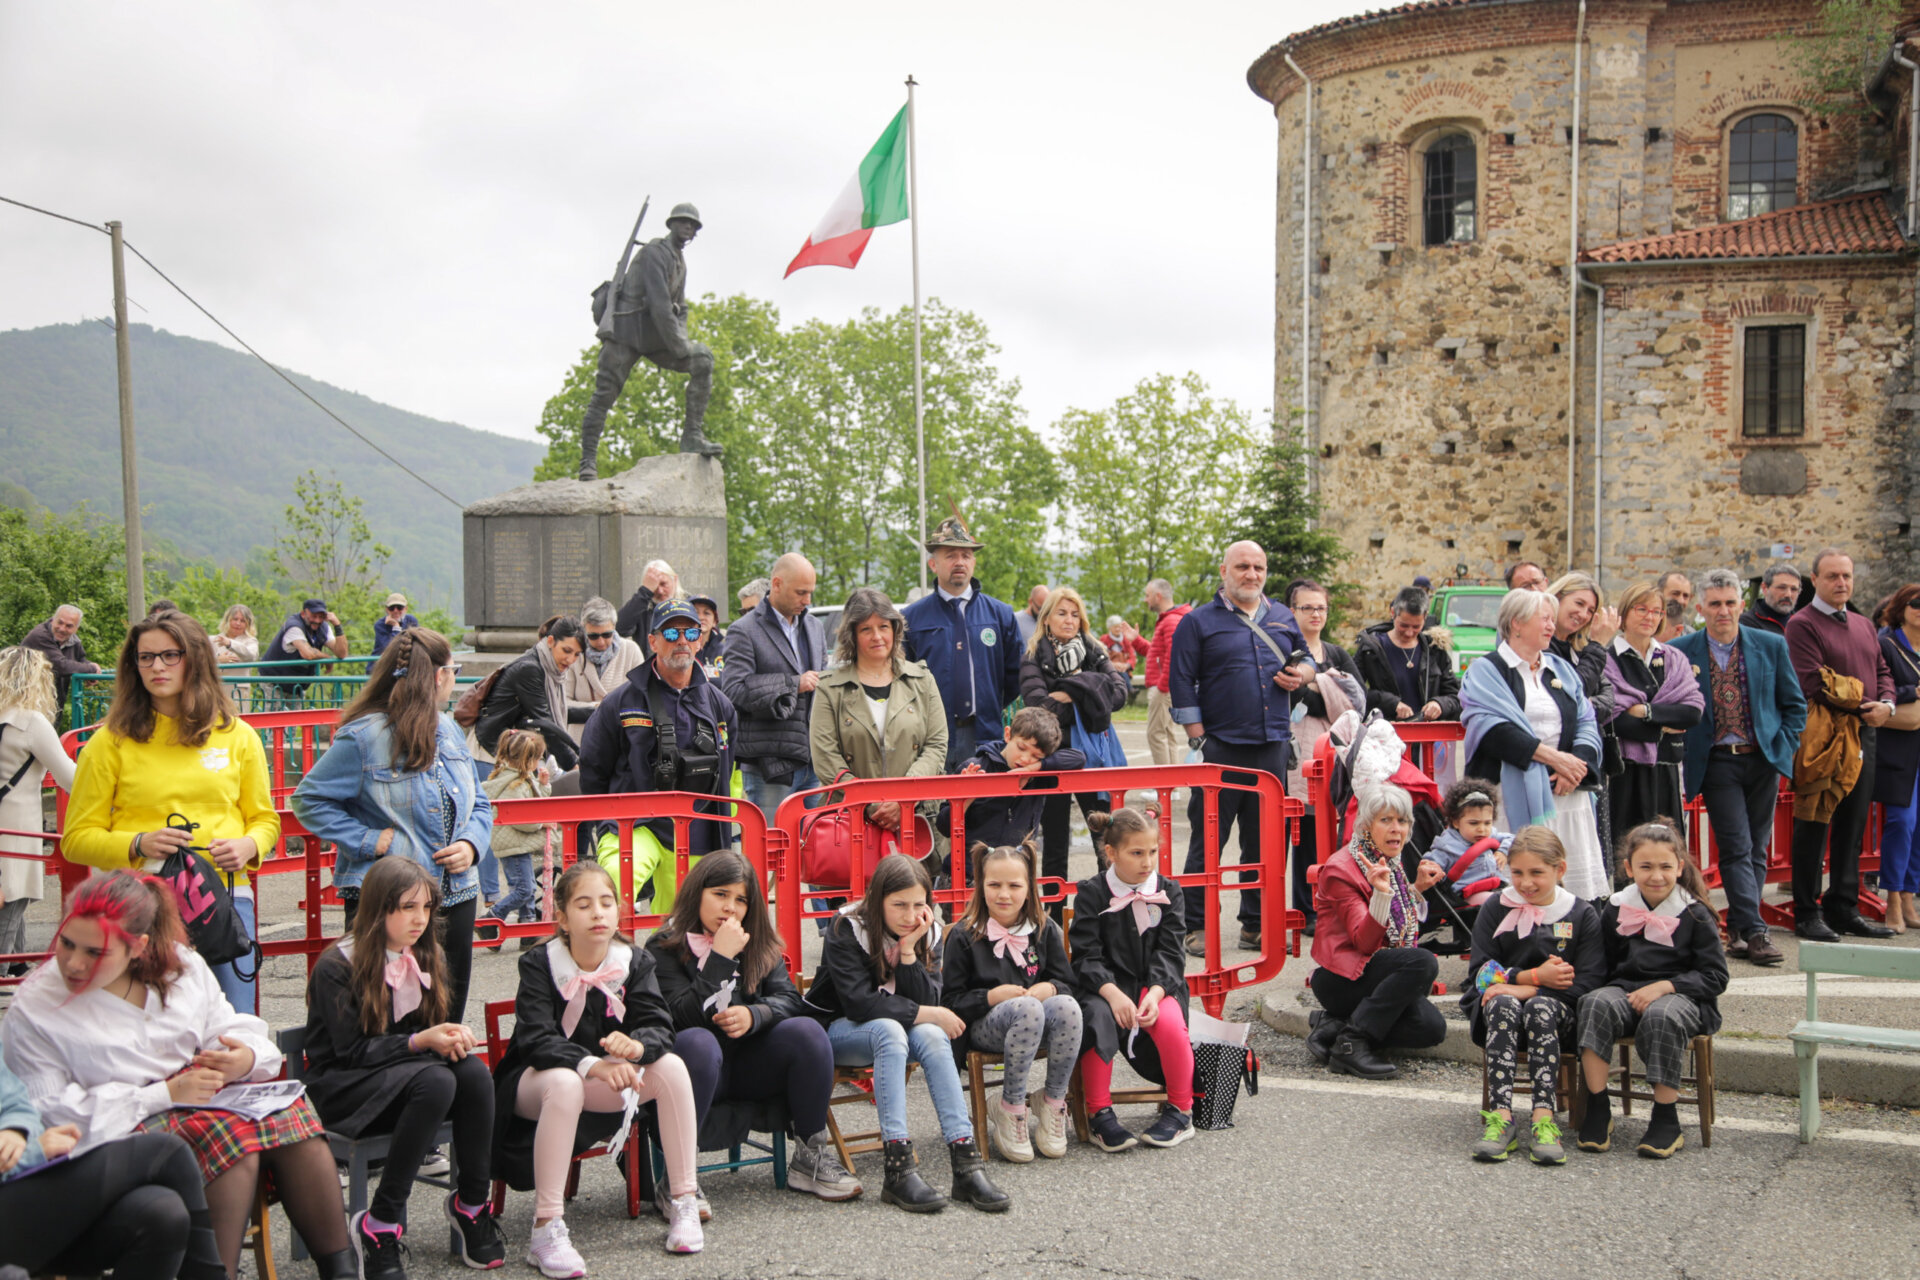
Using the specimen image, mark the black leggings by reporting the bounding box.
[361,1055,494,1224]
[673,1020,835,1139]
[342,895,477,1023]
[0,1132,222,1280]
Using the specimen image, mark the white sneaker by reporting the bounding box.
[526,1218,584,1279]
[663,1194,704,1254]
[653,1179,711,1222]
[988,1094,1034,1163]
[1031,1094,1069,1159]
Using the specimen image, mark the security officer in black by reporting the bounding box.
[578,596,740,857]
[578,202,722,479]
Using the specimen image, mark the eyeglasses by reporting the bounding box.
[586,630,615,642]
[136,649,186,668]
[658,626,703,642]
[387,604,406,612]
[441,663,463,676]
[1629,605,1664,619]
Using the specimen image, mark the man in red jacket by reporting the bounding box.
[1140,579,1191,767]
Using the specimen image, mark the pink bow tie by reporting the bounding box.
[385,950,429,1022]
[1492,890,1548,939]
[986,919,1030,964]
[685,932,715,962]
[1617,903,1681,947]
[1103,885,1170,935]
[560,960,627,1036]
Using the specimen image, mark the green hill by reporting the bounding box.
[0,323,542,613]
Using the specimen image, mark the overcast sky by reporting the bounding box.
[0,0,1362,467]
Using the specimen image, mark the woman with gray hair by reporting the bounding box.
[563,596,647,728]
[809,588,948,836]
[1307,783,1449,1080]
[1460,589,1609,899]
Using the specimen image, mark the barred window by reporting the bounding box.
[1422,134,1477,245]
[1728,114,1798,221]
[1743,325,1805,438]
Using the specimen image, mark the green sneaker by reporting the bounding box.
[1471,1110,1519,1162]
[1530,1115,1567,1165]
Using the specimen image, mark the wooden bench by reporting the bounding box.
[1789,941,1920,1142]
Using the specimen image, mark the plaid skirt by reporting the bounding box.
[141,1096,327,1182]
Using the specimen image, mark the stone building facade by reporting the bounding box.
[1248,0,1920,616]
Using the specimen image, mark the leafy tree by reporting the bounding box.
[268,470,394,651]
[0,504,130,663]
[1236,435,1356,625]
[1780,0,1904,116]
[154,563,286,639]
[1054,373,1260,622]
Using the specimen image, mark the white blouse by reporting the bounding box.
[1,944,280,1153]
[1499,642,1563,746]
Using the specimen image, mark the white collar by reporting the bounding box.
[937,583,974,605]
[1105,866,1159,899]
[1498,884,1577,925]
[1497,641,1543,675]
[546,936,631,989]
[835,900,941,952]
[1609,883,1695,916]
[335,935,407,963]
[1811,596,1844,618]
[1612,634,1661,660]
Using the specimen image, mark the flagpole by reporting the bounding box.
[907,74,927,592]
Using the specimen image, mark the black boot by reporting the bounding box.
[1576,1089,1614,1153]
[946,1137,1011,1213]
[1305,1011,1345,1066]
[678,425,724,458]
[312,1247,360,1280]
[178,1207,226,1280]
[879,1139,946,1213]
[1327,1030,1397,1080]
[1637,1101,1685,1159]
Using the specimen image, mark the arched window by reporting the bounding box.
[1728,114,1798,221]
[1423,134,1477,245]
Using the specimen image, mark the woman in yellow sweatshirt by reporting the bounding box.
[63,610,279,1012]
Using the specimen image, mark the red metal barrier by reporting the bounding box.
[1306,722,1467,873]
[0,839,56,985]
[769,765,1302,1018]
[1685,781,1886,927]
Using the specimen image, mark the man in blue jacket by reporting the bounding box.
[1170,540,1312,953]
[1671,569,1807,966]
[902,517,1023,771]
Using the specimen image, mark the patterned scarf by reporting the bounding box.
[1352,830,1421,948]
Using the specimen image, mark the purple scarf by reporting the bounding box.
[1601,639,1705,767]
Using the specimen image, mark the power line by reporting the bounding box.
[2,194,466,509]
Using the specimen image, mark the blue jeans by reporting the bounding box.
[1701,749,1781,939]
[492,853,538,923]
[826,1017,972,1145]
[211,894,258,1015]
[478,847,501,901]
[740,762,818,825]
[1881,766,1920,894]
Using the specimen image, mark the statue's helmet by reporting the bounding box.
[666,202,703,230]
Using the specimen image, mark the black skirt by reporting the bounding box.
[1608,761,1682,857]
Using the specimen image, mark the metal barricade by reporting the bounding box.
[1686,780,1885,927]
[768,765,1301,1017]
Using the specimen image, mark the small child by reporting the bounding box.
[482,729,557,931]
[939,706,1086,881]
[940,840,1081,1162]
[803,853,1010,1214]
[1070,808,1195,1152]
[1576,819,1729,1160]
[303,858,504,1276]
[1432,779,1515,906]
[1462,827,1604,1166]
[492,861,704,1269]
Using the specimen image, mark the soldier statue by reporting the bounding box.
[578,202,723,480]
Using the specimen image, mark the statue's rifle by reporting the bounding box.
[595,196,651,341]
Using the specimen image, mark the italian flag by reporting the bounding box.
[785,105,910,277]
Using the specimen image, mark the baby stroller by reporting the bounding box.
[1319,710,1480,957]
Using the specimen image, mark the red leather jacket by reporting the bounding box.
[1309,846,1390,981]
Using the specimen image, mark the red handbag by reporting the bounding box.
[798,772,935,886]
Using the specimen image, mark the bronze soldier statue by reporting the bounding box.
[579,202,722,480]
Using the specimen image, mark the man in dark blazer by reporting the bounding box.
[721,553,829,819]
[1672,570,1807,966]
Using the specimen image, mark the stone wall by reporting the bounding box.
[1255,0,1912,618]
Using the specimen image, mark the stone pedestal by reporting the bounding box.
[463,454,727,652]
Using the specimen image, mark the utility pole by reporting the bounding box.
[109,220,145,619]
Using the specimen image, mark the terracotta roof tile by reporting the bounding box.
[1265,0,1507,50]
[1580,192,1909,265]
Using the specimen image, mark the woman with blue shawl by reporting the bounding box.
[1460,589,1610,900]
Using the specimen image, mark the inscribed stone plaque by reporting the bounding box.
[1741,449,1807,496]
[489,526,537,622]
[546,525,597,614]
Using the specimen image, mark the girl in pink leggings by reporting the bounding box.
[490,861,703,1273]
[1068,808,1197,1152]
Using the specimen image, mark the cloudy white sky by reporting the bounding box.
[1,0,1363,461]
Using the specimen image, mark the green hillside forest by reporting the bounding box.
[0,323,543,616]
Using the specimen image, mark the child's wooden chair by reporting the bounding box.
[1596,1034,1716,1146]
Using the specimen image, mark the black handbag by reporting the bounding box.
[155,813,256,971]
[1191,1042,1259,1130]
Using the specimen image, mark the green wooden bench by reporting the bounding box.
[1790,941,1920,1142]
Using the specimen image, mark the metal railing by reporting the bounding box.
[68,656,480,729]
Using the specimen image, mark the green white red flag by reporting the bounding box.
[785,105,910,276]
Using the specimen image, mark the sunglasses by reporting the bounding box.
[442,663,464,676]
[657,626,703,642]
[586,630,616,641]
[387,604,406,612]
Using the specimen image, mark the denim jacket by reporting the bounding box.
[0,1026,48,1180]
[291,711,489,905]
